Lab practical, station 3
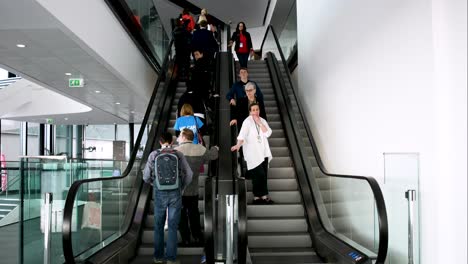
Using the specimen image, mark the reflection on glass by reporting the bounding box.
[277,2,297,62]
[126,0,170,65]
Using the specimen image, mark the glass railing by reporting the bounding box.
[125,0,170,65]
[383,153,420,264]
[261,25,388,263]
[0,157,129,264]
[260,4,297,65]
[276,1,297,63]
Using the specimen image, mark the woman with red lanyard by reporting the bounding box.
[229,22,254,68]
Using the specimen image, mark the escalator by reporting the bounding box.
[233,25,388,264]
[62,48,222,264]
[241,60,322,263]
[59,0,388,262]
[129,78,210,264]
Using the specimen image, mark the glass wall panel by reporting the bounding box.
[56,125,73,157]
[116,125,130,160]
[125,0,169,64]
[84,125,115,160]
[27,123,39,156]
[133,124,148,159]
[1,120,21,161]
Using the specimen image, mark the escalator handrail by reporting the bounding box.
[204,52,222,264]
[227,52,249,264]
[237,178,247,264]
[204,177,214,264]
[62,38,174,263]
[263,24,388,263]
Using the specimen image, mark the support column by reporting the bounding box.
[39,124,45,155]
[20,122,28,156]
[75,125,84,159]
[129,123,135,154]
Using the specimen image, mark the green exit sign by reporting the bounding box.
[69,78,84,87]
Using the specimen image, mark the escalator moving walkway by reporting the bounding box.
[239,61,324,264]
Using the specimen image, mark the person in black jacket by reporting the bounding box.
[173,19,192,80]
[229,22,254,68]
[229,82,267,131]
[191,20,218,62]
[190,49,214,104]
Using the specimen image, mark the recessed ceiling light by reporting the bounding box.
[16,44,26,48]
[115,102,121,105]
[65,73,72,76]
[95,90,101,93]
[130,111,135,114]
[64,117,69,121]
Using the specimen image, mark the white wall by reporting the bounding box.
[297,0,466,263]
[36,0,158,100]
[0,69,8,80]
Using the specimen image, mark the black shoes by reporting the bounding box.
[252,198,274,205]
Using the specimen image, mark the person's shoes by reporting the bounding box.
[178,240,190,247]
[193,237,204,247]
[263,198,274,204]
[253,199,265,205]
[153,258,164,264]
[200,254,207,263]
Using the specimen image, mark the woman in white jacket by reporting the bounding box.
[231,102,273,204]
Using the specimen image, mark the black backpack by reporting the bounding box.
[154,148,180,190]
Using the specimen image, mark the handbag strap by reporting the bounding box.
[193,116,200,133]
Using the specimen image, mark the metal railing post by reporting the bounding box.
[405,190,416,264]
[43,192,53,264]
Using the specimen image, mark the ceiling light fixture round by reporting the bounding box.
[65,73,72,76]
[16,44,26,48]
[115,102,121,105]
[95,90,101,93]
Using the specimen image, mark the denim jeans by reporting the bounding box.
[153,188,182,262]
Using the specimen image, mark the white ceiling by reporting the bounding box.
[0,0,149,125]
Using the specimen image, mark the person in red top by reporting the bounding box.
[180,8,195,33]
[229,22,254,68]
[131,9,142,30]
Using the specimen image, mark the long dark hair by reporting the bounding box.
[235,22,246,33]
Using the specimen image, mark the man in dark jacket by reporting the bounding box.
[190,50,213,104]
[191,20,218,62]
[226,67,264,105]
[173,19,192,80]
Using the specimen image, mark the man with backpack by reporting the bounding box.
[143,132,193,264]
